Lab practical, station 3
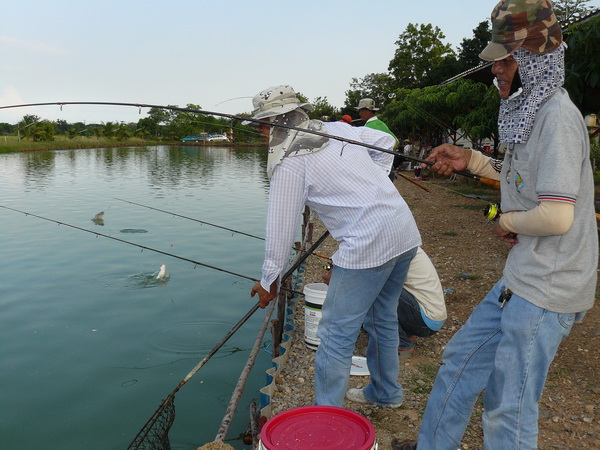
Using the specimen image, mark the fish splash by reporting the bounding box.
[155,264,168,280]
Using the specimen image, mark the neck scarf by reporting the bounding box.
[498,43,565,144]
[266,109,329,179]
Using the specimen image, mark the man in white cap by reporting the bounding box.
[248,85,422,408]
[392,1,597,449]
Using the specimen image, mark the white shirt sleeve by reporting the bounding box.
[261,163,307,290]
[355,127,395,173]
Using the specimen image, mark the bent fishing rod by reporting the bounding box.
[0,204,314,295]
[0,101,491,184]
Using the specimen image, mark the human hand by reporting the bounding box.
[424,144,471,176]
[250,281,278,308]
[492,222,519,245]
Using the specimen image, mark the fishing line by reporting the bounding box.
[113,197,331,260]
[114,197,265,240]
[0,204,306,294]
[127,229,330,449]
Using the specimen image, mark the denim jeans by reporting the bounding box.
[417,278,580,450]
[397,289,438,350]
[314,247,416,407]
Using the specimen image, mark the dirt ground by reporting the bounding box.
[269,170,600,449]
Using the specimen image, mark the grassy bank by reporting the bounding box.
[0,136,168,153]
[0,136,262,153]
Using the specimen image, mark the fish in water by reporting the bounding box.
[92,211,105,226]
[155,264,168,280]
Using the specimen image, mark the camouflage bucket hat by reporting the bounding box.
[479,0,562,61]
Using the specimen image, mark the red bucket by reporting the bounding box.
[259,405,377,449]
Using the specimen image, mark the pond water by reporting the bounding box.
[0,145,283,449]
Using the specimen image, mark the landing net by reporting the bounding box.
[127,392,176,449]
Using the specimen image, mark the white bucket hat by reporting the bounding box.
[354,98,379,111]
[244,85,313,124]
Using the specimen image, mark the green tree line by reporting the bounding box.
[1,106,260,144]
[2,1,597,152]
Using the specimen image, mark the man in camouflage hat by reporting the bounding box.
[392,1,597,448]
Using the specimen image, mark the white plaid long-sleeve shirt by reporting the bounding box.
[260,122,421,290]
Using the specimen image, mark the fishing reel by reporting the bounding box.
[483,203,502,221]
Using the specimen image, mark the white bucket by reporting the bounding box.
[303,282,328,350]
[585,114,597,128]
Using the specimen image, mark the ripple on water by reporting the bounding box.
[149,321,243,355]
[97,271,169,289]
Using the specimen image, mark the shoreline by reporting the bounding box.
[0,139,261,153]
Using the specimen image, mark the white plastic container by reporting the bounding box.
[585,114,597,128]
[303,282,328,350]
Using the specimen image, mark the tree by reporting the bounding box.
[114,123,132,141]
[452,81,501,154]
[102,122,116,138]
[0,122,13,134]
[54,119,69,134]
[421,55,464,87]
[563,16,600,111]
[344,73,395,113]
[553,0,595,23]
[388,23,455,89]
[307,96,339,120]
[457,21,492,71]
[17,115,40,140]
[381,79,499,151]
[29,120,55,142]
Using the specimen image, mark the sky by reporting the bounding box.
[1,0,599,125]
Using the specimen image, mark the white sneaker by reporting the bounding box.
[345,388,403,408]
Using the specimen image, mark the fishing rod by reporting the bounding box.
[0,204,308,294]
[402,105,500,189]
[113,197,331,260]
[0,101,483,182]
[127,229,330,449]
[396,172,431,193]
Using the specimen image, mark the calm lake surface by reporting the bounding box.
[0,145,281,449]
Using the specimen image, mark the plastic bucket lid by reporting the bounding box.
[260,405,376,449]
[303,282,328,306]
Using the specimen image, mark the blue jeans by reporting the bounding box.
[397,289,438,350]
[417,278,581,449]
[314,247,416,407]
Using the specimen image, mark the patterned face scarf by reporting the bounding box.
[266,109,329,179]
[497,43,565,144]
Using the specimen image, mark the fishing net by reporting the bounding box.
[126,230,330,448]
[127,393,176,450]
